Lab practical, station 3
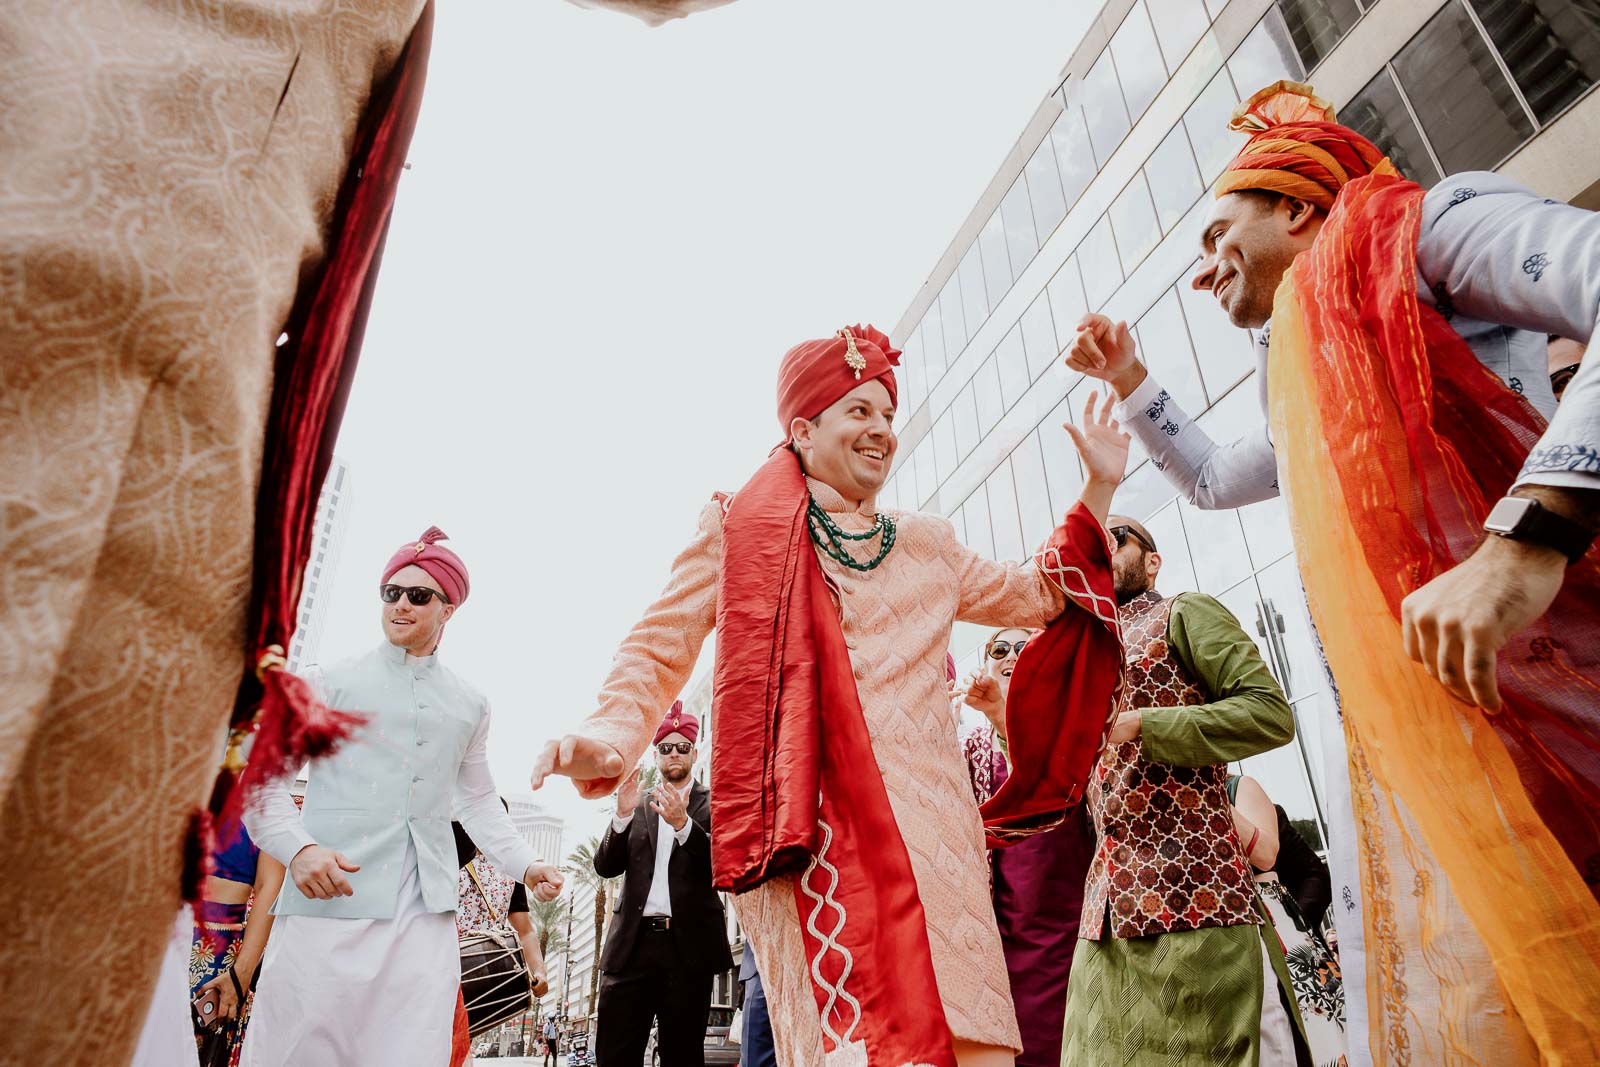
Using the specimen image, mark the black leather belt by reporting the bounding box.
[644,915,672,931]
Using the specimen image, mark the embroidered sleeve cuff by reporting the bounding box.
[1514,444,1600,492]
[1112,371,1166,423]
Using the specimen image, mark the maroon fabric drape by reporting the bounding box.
[209,2,436,826]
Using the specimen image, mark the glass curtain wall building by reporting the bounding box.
[885,0,1600,846]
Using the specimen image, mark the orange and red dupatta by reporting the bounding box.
[1267,168,1600,1063]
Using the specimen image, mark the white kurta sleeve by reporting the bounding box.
[1416,172,1600,491]
[454,705,540,881]
[1112,362,1280,509]
[241,664,326,867]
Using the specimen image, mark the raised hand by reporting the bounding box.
[649,782,689,832]
[1065,314,1142,394]
[615,766,643,818]
[958,670,1005,722]
[1064,390,1132,489]
[530,734,626,796]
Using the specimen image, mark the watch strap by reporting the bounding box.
[1487,497,1594,563]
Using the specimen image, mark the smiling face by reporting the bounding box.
[789,379,897,504]
[1191,192,1323,329]
[985,628,1032,699]
[655,730,696,785]
[380,563,455,655]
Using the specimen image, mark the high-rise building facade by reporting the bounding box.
[507,798,565,865]
[287,456,352,671]
[885,0,1600,846]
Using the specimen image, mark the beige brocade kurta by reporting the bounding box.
[0,5,424,1064]
[578,479,1073,1060]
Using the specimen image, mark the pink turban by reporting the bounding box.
[382,526,469,606]
[654,701,700,745]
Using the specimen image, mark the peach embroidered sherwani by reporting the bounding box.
[578,479,1076,1061]
[0,4,425,1064]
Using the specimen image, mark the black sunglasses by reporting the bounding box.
[987,639,1029,659]
[657,742,693,755]
[380,583,451,607]
[1110,525,1157,553]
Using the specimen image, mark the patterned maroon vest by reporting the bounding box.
[1080,590,1257,939]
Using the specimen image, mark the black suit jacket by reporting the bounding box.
[593,781,734,975]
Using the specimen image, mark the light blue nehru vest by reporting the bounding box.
[275,642,485,920]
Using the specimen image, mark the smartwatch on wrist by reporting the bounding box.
[1482,496,1594,563]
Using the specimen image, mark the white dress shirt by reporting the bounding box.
[610,780,694,918]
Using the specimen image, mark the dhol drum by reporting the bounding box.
[459,928,533,1036]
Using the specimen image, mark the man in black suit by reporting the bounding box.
[593,703,733,1067]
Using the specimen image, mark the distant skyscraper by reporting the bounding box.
[506,797,565,863]
[287,457,351,671]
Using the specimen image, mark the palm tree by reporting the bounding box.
[528,897,567,959]
[566,835,620,1020]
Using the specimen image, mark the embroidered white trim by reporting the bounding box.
[800,814,862,1047]
[1035,547,1120,628]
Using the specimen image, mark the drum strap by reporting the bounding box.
[465,861,500,924]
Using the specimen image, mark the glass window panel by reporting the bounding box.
[1214,575,1271,671]
[1176,261,1257,397]
[1011,433,1057,550]
[1001,177,1039,277]
[1134,288,1209,414]
[972,357,1006,435]
[1111,4,1168,123]
[1021,293,1059,380]
[1179,495,1253,592]
[964,485,996,559]
[1079,215,1125,310]
[1290,690,1337,819]
[899,326,924,417]
[1108,459,1173,525]
[1147,0,1213,72]
[1468,0,1600,125]
[959,246,990,341]
[1146,125,1205,234]
[1228,8,1306,101]
[1110,173,1162,272]
[941,278,969,359]
[986,465,1027,562]
[1255,553,1325,703]
[1239,491,1295,571]
[896,451,919,511]
[1234,726,1323,833]
[996,327,1031,410]
[949,505,967,545]
[1205,0,1228,19]
[1047,257,1089,345]
[979,212,1014,308]
[1082,50,1134,165]
[932,411,961,485]
[1041,393,1086,518]
[1277,0,1363,74]
[1143,499,1199,595]
[921,301,947,373]
[1342,68,1443,187]
[1184,68,1245,185]
[1392,2,1535,174]
[1024,135,1069,243]
[882,475,899,513]
[914,440,938,507]
[1051,108,1098,208]
[951,385,982,462]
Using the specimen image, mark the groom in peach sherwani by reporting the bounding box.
[533,325,1129,1067]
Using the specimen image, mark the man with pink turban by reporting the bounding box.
[534,325,1131,1066]
[240,529,563,1066]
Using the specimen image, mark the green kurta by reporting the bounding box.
[1062,592,1294,1067]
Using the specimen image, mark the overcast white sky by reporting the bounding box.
[316,0,1097,853]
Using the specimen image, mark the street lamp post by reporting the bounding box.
[561,865,576,1036]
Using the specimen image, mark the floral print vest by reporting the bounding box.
[1080,590,1257,939]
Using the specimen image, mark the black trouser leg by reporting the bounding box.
[654,967,712,1067]
[595,963,657,1067]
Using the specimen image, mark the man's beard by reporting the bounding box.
[1113,556,1151,605]
[661,763,692,784]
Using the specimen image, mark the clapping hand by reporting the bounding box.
[649,782,689,832]
[1064,390,1132,489]
[615,766,643,819]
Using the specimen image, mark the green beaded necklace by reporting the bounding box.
[807,494,897,571]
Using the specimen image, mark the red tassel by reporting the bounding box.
[182,808,216,942]
[232,665,367,821]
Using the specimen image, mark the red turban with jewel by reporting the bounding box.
[1215,81,1389,212]
[654,701,699,745]
[776,324,900,436]
[382,526,470,606]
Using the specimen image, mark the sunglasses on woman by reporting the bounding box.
[657,741,693,755]
[380,583,452,607]
[987,639,1028,659]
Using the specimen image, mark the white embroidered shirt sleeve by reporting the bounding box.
[241,663,325,866]
[1111,339,1279,510]
[1418,171,1600,490]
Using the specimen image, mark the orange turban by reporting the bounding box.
[776,324,899,436]
[1215,80,1389,211]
